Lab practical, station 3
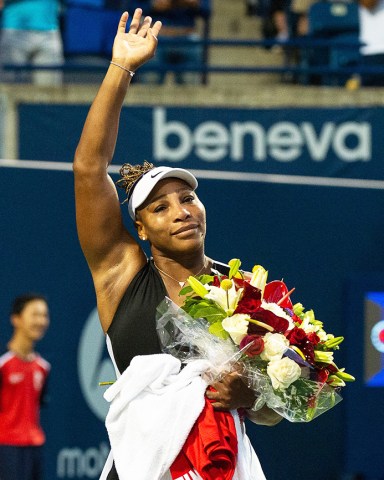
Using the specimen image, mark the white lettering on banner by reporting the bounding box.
[267,122,303,162]
[153,107,372,163]
[301,122,335,161]
[57,443,109,478]
[333,122,371,162]
[231,122,266,161]
[194,122,228,161]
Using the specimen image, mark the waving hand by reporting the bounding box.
[112,9,162,72]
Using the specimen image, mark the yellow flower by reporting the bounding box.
[220,279,233,291]
[187,276,209,298]
[228,259,242,279]
[250,265,268,295]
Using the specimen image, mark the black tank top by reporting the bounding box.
[105,258,229,480]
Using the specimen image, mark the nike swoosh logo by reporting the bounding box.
[151,171,164,178]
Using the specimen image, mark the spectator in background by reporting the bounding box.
[133,0,211,84]
[270,0,289,43]
[289,0,317,37]
[270,0,317,42]
[359,0,384,85]
[0,293,50,480]
[0,0,64,85]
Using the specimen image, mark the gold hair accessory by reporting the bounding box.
[116,161,154,203]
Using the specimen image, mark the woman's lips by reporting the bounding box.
[172,224,199,235]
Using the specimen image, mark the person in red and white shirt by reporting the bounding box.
[0,293,50,480]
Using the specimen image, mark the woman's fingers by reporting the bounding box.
[151,20,162,39]
[129,8,143,34]
[117,9,161,46]
[117,11,129,34]
[137,16,152,37]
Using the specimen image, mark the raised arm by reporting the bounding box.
[73,10,162,329]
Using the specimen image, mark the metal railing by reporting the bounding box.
[1,37,383,85]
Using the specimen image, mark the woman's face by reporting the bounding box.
[135,178,206,256]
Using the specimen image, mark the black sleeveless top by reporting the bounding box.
[107,260,166,375]
[105,258,229,480]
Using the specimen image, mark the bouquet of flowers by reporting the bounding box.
[156,259,355,422]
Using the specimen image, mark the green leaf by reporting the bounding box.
[186,301,212,318]
[194,306,226,324]
[197,274,215,284]
[179,285,193,295]
[186,302,226,323]
[209,321,230,339]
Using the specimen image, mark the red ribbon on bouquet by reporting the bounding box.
[170,389,238,480]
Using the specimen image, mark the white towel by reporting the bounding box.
[232,411,267,480]
[101,354,267,480]
[103,354,210,480]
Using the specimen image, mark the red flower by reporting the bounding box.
[235,297,261,314]
[234,281,262,314]
[212,275,223,287]
[300,341,315,365]
[264,280,293,309]
[286,327,307,345]
[317,368,330,384]
[292,314,302,325]
[248,308,290,334]
[240,335,264,357]
[307,332,320,345]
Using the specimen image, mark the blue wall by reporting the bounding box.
[1,103,384,480]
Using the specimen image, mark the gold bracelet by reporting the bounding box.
[110,61,135,78]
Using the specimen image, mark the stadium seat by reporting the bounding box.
[308,0,359,36]
[63,5,121,56]
[299,0,361,86]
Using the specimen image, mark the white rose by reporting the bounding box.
[222,314,249,345]
[267,357,302,390]
[260,332,289,361]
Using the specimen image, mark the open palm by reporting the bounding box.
[112,9,162,72]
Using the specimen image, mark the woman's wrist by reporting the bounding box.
[110,61,135,78]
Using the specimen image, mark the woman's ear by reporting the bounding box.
[135,220,147,241]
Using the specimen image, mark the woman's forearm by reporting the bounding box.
[74,66,132,172]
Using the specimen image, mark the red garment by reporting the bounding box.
[170,449,199,480]
[170,393,238,480]
[0,351,50,446]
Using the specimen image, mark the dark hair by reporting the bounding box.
[11,293,48,316]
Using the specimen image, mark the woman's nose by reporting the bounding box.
[174,204,191,220]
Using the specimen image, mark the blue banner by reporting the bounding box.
[18,104,384,181]
[3,103,383,479]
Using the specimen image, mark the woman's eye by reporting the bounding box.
[154,205,166,213]
[183,196,194,203]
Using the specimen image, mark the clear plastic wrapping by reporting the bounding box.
[156,297,342,423]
